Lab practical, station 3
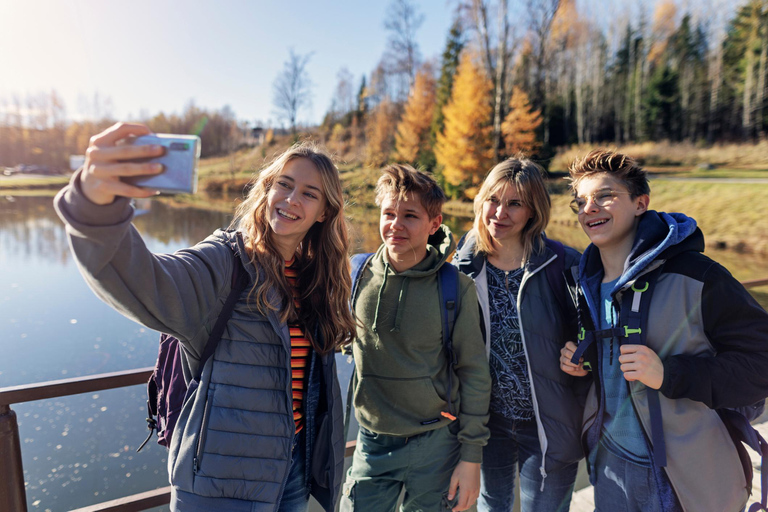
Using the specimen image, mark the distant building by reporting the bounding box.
[251,127,265,145]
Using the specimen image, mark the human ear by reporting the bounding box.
[429,214,443,234]
[635,194,650,216]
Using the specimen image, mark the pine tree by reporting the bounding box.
[434,51,493,198]
[395,68,436,165]
[430,19,464,144]
[501,87,542,156]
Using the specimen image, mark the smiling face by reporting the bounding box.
[574,173,648,256]
[481,184,533,248]
[266,157,327,259]
[379,192,442,272]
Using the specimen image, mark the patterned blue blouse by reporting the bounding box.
[485,262,534,421]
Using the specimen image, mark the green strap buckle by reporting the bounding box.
[583,361,592,372]
[623,326,642,337]
[578,327,586,341]
[631,281,649,293]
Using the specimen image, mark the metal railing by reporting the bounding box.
[2,277,767,512]
[0,367,357,512]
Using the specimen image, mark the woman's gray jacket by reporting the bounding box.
[452,230,589,478]
[54,174,345,511]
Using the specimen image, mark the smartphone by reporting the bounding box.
[123,134,201,194]
[441,491,459,510]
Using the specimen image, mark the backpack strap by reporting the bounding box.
[617,266,666,466]
[719,408,768,512]
[568,265,667,466]
[195,247,249,380]
[137,244,249,452]
[437,262,461,420]
[344,253,374,442]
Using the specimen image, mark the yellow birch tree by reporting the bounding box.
[501,87,542,156]
[395,69,437,164]
[434,51,493,196]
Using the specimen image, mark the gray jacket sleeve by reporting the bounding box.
[53,170,234,360]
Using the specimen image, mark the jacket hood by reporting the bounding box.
[579,210,701,325]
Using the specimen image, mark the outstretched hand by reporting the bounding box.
[447,460,480,511]
[80,122,165,205]
[560,341,589,377]
[619,344,664,389]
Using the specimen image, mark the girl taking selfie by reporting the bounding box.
[54,123,355,512]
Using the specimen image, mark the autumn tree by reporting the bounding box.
[465,0,511,162]
[365,98,398,167]
[501,87,542,156]
[395,67,436,166]
[434,51,493,198]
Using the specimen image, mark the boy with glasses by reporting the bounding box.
[559,149,768,511]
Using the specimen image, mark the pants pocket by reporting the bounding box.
[338,480,356,512]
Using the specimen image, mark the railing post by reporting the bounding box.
[0,404,28,512]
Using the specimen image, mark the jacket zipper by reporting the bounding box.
[266,309,296,511]
[193,387,215,473]
[517,254,556,490]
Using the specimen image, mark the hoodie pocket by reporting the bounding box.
[355,375,448,433]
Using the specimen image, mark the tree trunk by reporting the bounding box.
[757,25,767,137]
[708,47,722,143]
[492,0,508,162]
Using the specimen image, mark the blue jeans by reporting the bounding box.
[593,439,661,512]
[478,415,577,512]
[277,430,310,512]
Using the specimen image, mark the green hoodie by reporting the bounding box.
[351,225,491,463]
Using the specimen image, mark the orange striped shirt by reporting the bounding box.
[285,258,310,433]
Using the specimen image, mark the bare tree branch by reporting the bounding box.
[272,49,314,135]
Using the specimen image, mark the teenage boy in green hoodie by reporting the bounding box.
[340,164,491,512]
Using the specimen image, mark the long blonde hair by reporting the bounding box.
[472,157,551,263]
[231,141,355,354]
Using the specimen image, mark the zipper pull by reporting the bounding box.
[193,457,199,472]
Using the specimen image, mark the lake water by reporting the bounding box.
[1,194,766,511]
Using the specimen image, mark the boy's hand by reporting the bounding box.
[560,341,589,377]
[619,344,663,389]
[447,460,480,511]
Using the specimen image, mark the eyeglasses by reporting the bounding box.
[569,189,632,214]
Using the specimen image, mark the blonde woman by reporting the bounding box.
[453,158,587,512]
[54,123,355,512]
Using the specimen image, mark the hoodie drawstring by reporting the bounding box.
[391,277,410,332]
[372,263,389,334]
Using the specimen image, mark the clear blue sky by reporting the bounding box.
[0,0,456,127]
